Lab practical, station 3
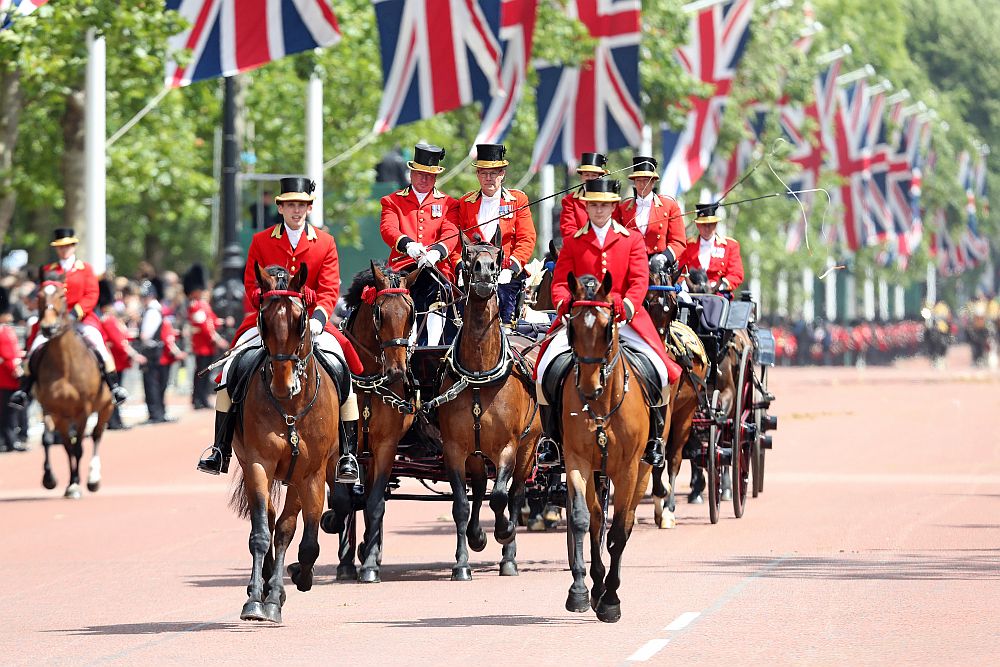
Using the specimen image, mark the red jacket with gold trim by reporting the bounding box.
[379,186,460,277]
[453,187,536,272]
[42,259,101,328]
[618,194,686,259]
[677,234,745,292]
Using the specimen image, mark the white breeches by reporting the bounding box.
[30,323,114,374]
[535,323,670,406]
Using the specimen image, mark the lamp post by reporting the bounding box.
[212,76,246,341]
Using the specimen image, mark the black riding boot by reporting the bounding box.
[642,405,667,467]
[8,375,34,410]
[535,404,561,468]
[102,370,129,406]
[197,409,236,475]
[335,420,360,484]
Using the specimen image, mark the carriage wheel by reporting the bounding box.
[732,346,753,518]
[752,365,767,497]
[707,389,722,525]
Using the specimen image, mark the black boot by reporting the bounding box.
[535,404,561,468]
[8,375,34,410]
[642,405,667,467]
[107,405,130,431]
[335,420,360,484]
[197,409,236,475]
[103,370,129,406]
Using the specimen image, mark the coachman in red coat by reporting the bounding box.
[534,178,681,468]
[558,152,608,240]
[617,156,687,263]
[677,203,745,295]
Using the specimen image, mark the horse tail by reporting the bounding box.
[227,468,282,520]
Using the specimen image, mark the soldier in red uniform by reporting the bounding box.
[183,264,227,410]
[618,156,686,265]
[379,143,460,344]
[97,280,146,430]
[197,177,363,482]
[9,228,128,409]
[534,178,681,467]
[558,152,608,240]
[677,203,744,294]
[455,143,537,324]
[0,287,25,452]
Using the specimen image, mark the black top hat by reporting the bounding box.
[275,177,316,203]
[98,280,114,309]
[628,155,659,180]
[50,228,80,247]
[580,178,622,202]
[183,263,208,295]
[577,152,608,174]
[0,286,9,315]
[408,143,447,174]
[471,143,509,168]
[695,202,721,223]
[140,277,164,300]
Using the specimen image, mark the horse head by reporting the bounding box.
[461,228,502,301]
[37,273,71,339]
[370,261,419,385]
[255,262,310,400]
[646,255,679,335]
[567,271,617,400]
[685,267,711,294]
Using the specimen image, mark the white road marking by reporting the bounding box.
[664,611,700,631]
[626,639,670,662]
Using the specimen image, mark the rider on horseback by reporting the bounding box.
[534,178,681,468]
[9,229,128,410]
[197,177,362,483]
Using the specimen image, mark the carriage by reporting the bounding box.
[678,291,778,524]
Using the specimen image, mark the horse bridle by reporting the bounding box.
[567,299,622,400]
[38,280,70,338]
[462,243,501,301]
[257,288,314,397]
[371,287,415,352]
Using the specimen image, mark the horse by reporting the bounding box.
[433,232,541,580]
[333,261,421,583]
[561,271,654,623]
[32,274,113,499]
[645,261,708,528]
[228,263,340,623]
[528,239,560,313]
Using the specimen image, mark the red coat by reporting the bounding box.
[99,313,132,371]
[159,318,181,366]
[677,234,745,292]
[559,187,625,240]
[235,223,362,373]
[0,324,22,390]
[379,186,461,276]
[618,194,686,259]
[42,259,101,328]
[454,187,536,270]
[188,298,224,357]
[542,221,680,383]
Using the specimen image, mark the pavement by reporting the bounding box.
[0,345,997,666]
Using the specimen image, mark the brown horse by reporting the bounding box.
[33,276,113,499]
[434,234,541,580]
[228,263,340,623]
[561,272,653,623]
[644,264,708,528]
[336,261,420,583]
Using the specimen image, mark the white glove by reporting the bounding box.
[405,242,426,260]
[419,249,442,267]
[498,269,513,285]
[309,318,324,336]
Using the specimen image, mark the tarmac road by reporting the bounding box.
[1,345,997,666]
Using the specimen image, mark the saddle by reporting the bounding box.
[225,344,350,406]
[621,345,662,407]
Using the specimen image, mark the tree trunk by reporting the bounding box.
[61,86,86,232]
[0,67,23,255]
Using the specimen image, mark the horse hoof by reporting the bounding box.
[240,600,267,622]
[320,509,345,535]
[337,564,358,581]
[526,517,546,532]
[451,566,472,581]
[64,484,81,499]
[286,562,300,581]
[596,601,622,623]
[565,589,590,613]
[263,601,282,624]
[294,569,313,592]
[658,515,677,529]
[87,480,100,493]
[494,522,516,545]
[358,568,381,584]
[42,472,57,490]
[590,590,602,612]
[467,529,488,553]
[687,493,703,505]
[499,561,518,577]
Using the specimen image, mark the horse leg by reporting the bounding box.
[63,424,82,499]
[265,486,300,623]
[564,464,591,613]
[358,446,396,584]
[651,462,669,529]
[499,476,526,576]
[597,465,650,623]
[465,455,488,554]
[41,429,57,490]
[240,465,273,622]
[587,479,607,611]
[262,496,277,593]
[291,474,324,594]
[87,403,113,493]
[489,446,518,545]
[446,459,474,581]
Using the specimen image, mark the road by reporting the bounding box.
[1,346,997,666]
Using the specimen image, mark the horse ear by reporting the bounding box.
[253,262,267,289]
[549,239,558,259]
[404,265,423,288]
[38,265,44,284]
[567,272,578,297]
[600,270,613,297]
[371,261,387,287]
[491,226,502,250]
[292,262,308,291]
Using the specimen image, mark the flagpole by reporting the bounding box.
[306,74,324,227]
[84,28,107,274]
[538,165,555,252]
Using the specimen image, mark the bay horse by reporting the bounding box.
[335,261,420,583]
[33,274,113,499]
[228,263,340,623]
[562,272,653,623]
[644,261,708,528]
[433,233,541,580]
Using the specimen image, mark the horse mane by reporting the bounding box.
[687,268,708,286]
[343,263,405,308]
[40,271,64,284]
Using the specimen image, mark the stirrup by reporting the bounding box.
[197,446,230,475]
[8,391,29,410]
[535,437,561,469]
[642,438,665,467]
[335,454,360,484]
[111,386,128,406]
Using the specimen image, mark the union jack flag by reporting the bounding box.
[958,150,990,265]
[661,0,754,197]
[860,89,893,247]
[374,0,502,133]
[164,0,341,88]
[474,0,537,145]
[0,0,48,30]
[709,106,765,197]
[529,0,642,171]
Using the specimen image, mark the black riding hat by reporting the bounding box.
[577,152,608,175]
[580,178,622,203]
[275,177,316,203]
[408,143,446,174]
[472,143,509,169]
[50,228,79,247]
[628,155,659,180]
[695,202,721,224]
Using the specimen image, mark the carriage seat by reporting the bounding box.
[688,294,730,333]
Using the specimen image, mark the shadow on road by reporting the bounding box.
[350,614,587,628]
[44,621,272,636]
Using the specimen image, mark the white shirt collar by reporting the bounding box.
[636,193,654,207]
[60,255,77,272]
[591,221,611,247]
[698,235,715,271]
[413,188,430,204]
[285,224,305,249]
